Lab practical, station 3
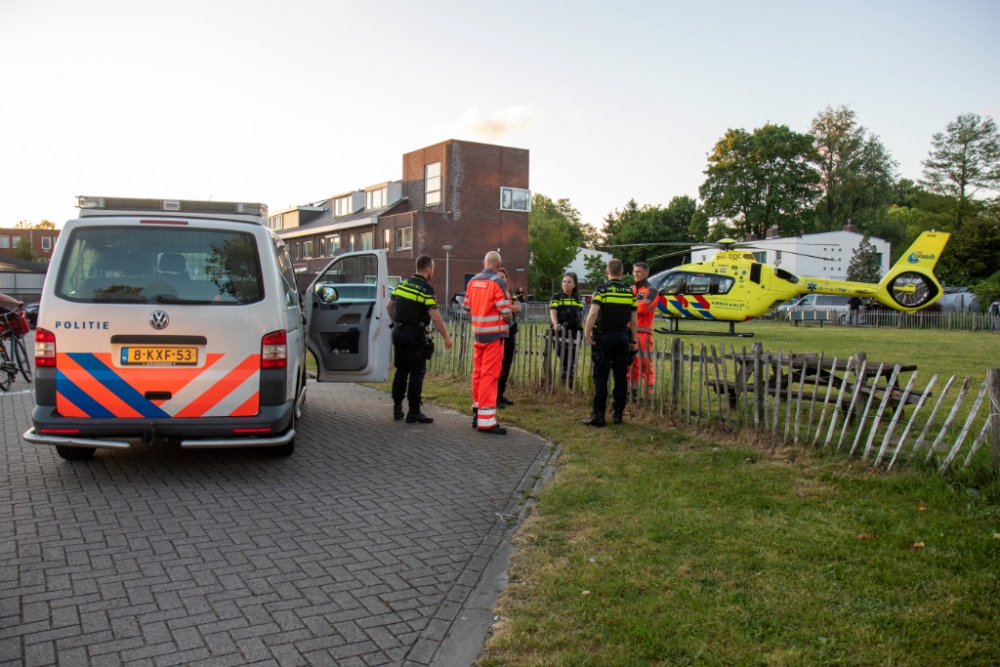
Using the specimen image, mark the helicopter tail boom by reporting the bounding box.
[873,231,950,312]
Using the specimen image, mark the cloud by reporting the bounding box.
[440,105,540,141]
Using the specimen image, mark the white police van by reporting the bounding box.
[23,196,390,460]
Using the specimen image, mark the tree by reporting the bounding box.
[603,196,697,274]
[699,124,820,239]
[12,237,38,262]
[688,209,709,242]
[15,220,55,229]
[847,235,882,283]
[529,217,576,295]
[810,105,897,232]
[582,253,606,288]
[921,112,1000,230]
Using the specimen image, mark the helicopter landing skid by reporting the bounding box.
[654,321,755,338]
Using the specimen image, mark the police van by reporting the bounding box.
[23,196,390,461]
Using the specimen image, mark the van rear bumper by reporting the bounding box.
[27,402,294,449]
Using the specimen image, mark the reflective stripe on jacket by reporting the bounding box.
[463,269,511,343]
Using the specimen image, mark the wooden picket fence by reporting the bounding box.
[422,322,1000,476]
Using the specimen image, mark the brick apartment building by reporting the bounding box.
[0,227,60,265]
[273,139,530,304]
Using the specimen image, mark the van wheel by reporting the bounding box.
[56,446,95,461]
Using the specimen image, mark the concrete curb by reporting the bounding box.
[431,437,561,667]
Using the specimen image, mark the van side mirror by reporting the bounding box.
[315,284,339,304]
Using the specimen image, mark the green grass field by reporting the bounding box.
[414,377,1000,667]
[648,320,1000,385]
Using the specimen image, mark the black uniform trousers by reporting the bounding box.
[497,326,517,400]
[592,330,631,413]
[391,327,426,412]
[557,326,581,385]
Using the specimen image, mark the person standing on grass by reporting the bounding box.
[549,272,583,386]
[629,262,657,398]
[385,255,452,424]
[463,251,513,435]
[496,266,522,409]
[583,259,638,427]
[989,297,1000,331]
[848,296,862,325]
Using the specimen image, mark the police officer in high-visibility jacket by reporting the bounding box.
[386,255,452,423]
[629,262,657,397]
[463,251,513,435]
[583,259,638,427]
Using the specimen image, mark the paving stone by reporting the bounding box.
[1,383,548,666]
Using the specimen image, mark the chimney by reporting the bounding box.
[766,225,780,239]
[745,232,758,242]
[842,223,858,233]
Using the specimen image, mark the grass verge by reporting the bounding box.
[419,374,1000,667]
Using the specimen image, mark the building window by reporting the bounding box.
[304,240,315,259]
[425,162,441,207]
[12,236,21,248]
[268,214,283,230]
[0,236,8,248]
[500,187,531,211]
[349,234,355,252]
[327,234,341,254]
[359,232,373,251]
[775,250,782,260]
[395,227,412,250]
[383,229,391,249]
[334,195,355,217]
[752,251,766,263]
[366,188,387,210]
[42,237,52,251]
[294,243,300,260]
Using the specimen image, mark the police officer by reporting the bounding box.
[386,255,452,423]
[496,267,522,408]
[549,272,583,386]
[583,259,638,427]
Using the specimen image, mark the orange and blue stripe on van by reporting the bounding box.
[55,352,260,418]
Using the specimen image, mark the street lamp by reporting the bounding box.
[442,245,453,315]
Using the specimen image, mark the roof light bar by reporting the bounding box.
[75,196,268,216]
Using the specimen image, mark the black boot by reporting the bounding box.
[406,411,434,424]
[583,411,606,427]
[479,424,507,435]
[612,407,624,425]
[472,408,478,429]
[393,401,404,421]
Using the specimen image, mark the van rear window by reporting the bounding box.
[55,226,265,304]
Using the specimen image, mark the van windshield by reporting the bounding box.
[56,226,265,305]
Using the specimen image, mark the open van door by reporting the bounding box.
[306,250,390,383]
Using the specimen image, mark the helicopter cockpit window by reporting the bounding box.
[687,276,711,294]
[660,272,734,296]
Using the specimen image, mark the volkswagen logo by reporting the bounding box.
[149,311,169,330]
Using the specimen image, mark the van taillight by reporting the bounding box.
[261,330,287,369]
[35,328,56,367]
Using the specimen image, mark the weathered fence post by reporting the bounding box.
[990,368,1000,474]
[752,342,764,427]
[669,337,683,410]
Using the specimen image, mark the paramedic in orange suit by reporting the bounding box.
[462,251,513,435]
[629,262,656,396]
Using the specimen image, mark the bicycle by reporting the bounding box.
[0,309,33,391]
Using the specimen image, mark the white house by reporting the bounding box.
[693,229,891,281]
[566,246,612,284]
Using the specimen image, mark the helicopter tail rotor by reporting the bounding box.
[874,231,950,312]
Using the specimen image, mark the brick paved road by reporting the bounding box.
[0,382,549,667]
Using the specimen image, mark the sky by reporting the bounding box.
[1,0,998,230]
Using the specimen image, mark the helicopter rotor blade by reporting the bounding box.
[644,248,697,262]
[599,242,702,249]
[737,246,835,261]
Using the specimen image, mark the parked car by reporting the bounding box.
[789,294,851,322]
[23,303,39,328]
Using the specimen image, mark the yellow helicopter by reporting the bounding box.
[609,231,950,336]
